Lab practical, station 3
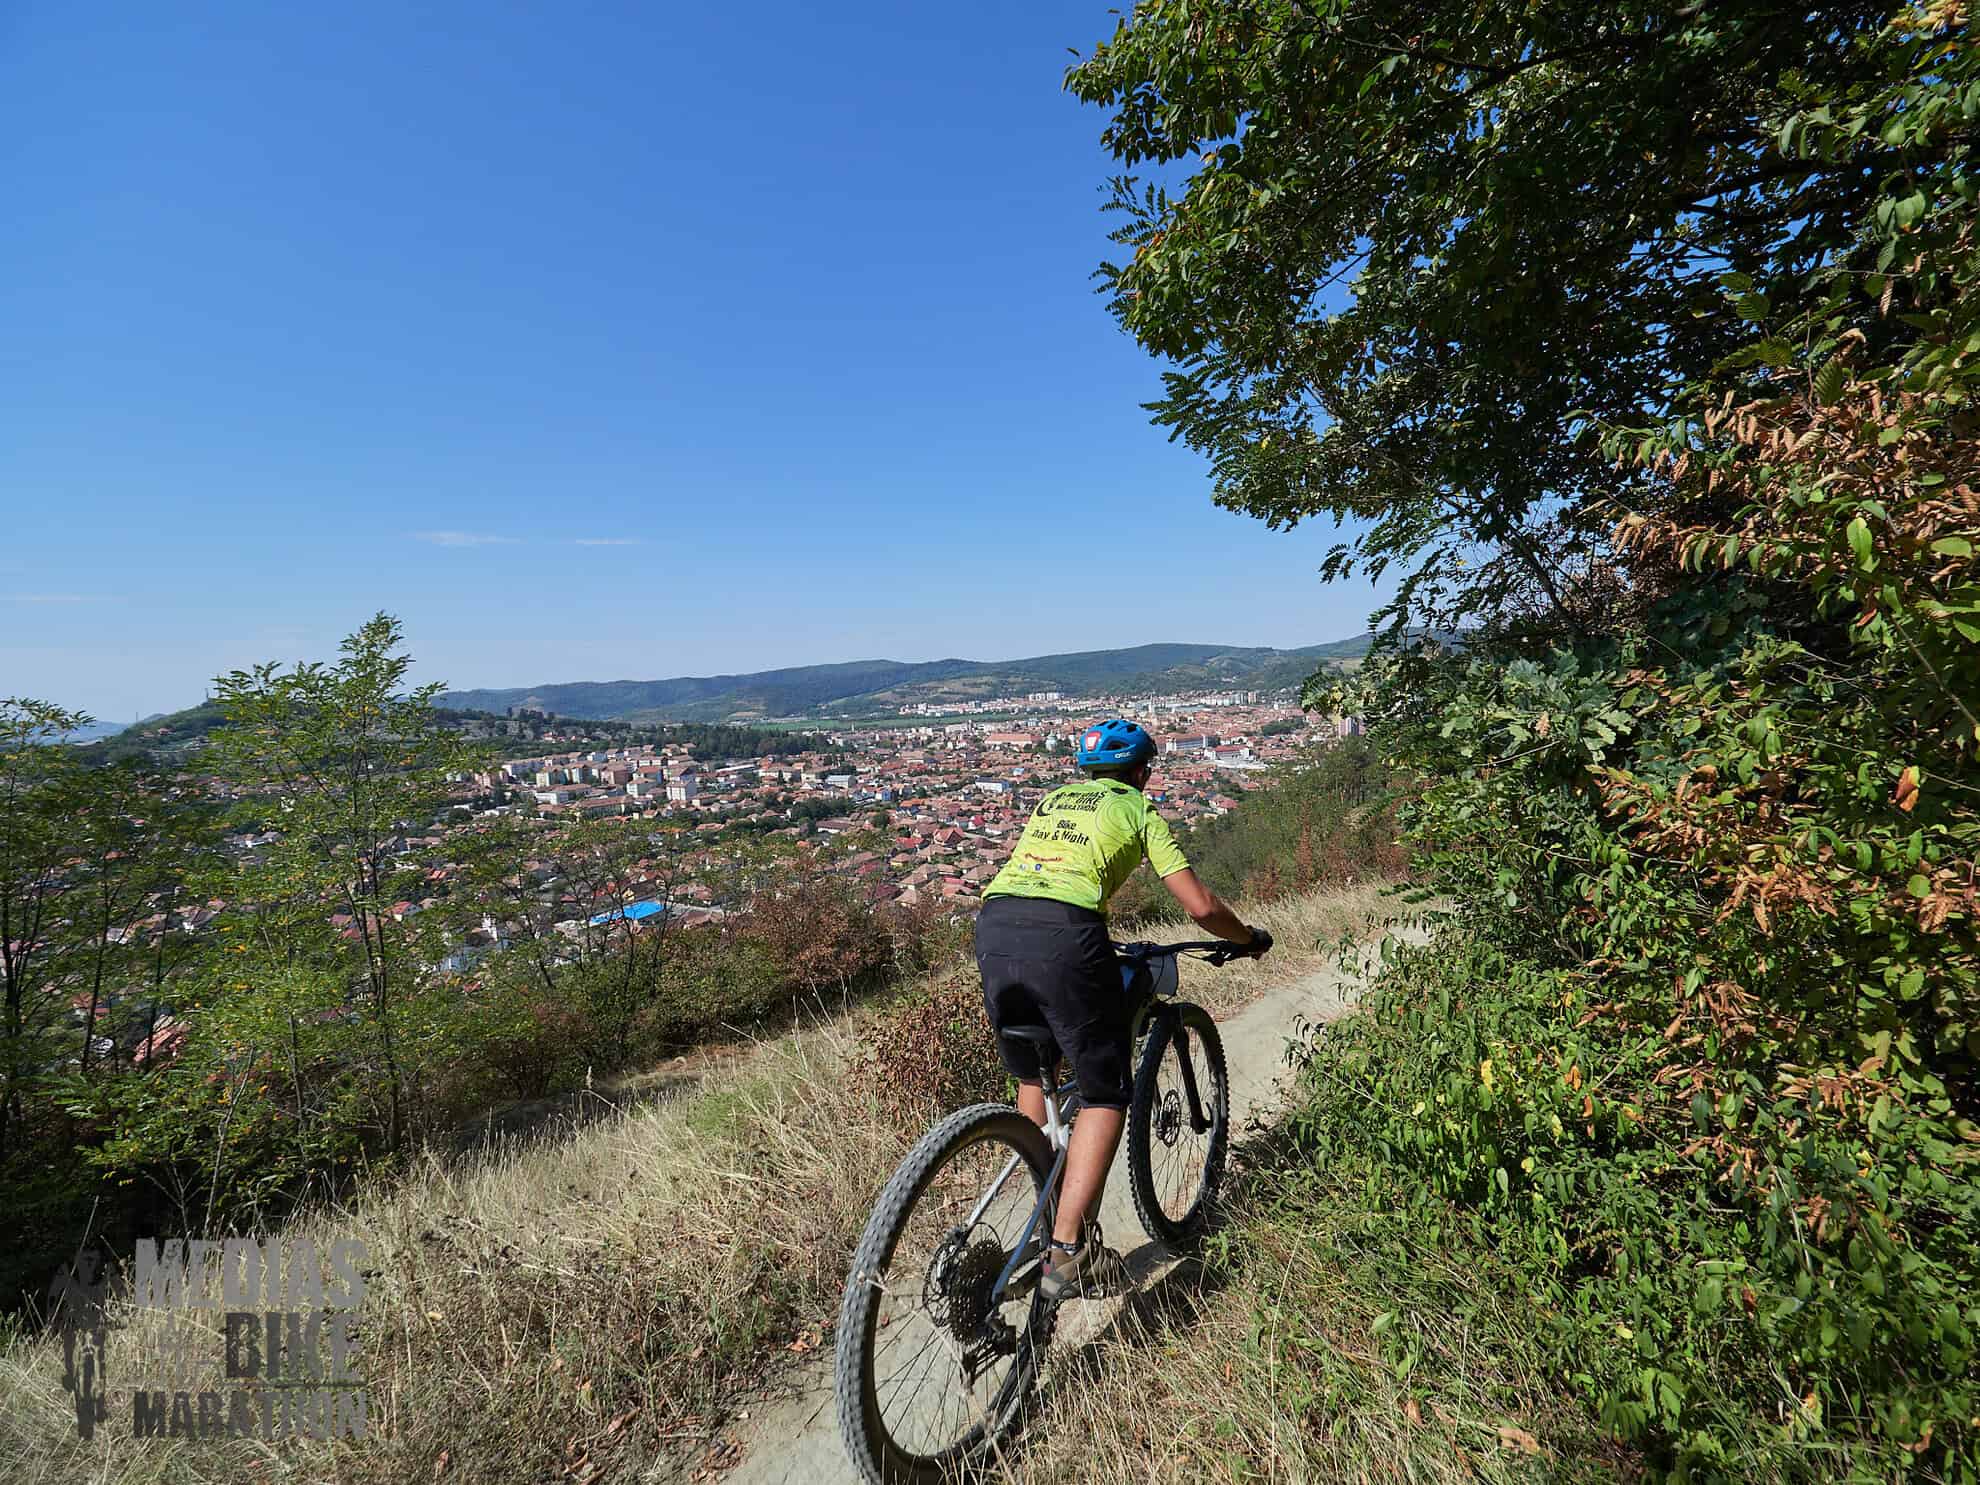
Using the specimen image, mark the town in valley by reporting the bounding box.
[102,685,1363,1063]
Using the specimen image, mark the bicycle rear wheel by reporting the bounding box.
[836,1103,1055,1485]
[1126,1002,1230,1243]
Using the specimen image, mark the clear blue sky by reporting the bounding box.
[0,1,1385,721]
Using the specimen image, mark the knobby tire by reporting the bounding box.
[835,1103,1055,1485]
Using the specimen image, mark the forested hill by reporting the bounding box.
[62,637,1370,760]
[434,636,1372,722]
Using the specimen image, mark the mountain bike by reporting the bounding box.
[835,938,1244,1485]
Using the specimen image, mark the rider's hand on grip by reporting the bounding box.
[1245,928,1272,958]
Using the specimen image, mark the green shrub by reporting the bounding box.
[1305,592,1980,1475]
[852,966,1008,1135]
[1299,926,1977,1478]
[455,963,589,1103]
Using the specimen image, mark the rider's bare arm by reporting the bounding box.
[1159,867,1268,953]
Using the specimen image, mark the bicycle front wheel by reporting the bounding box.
[836,1103,1055,1485]
[1127,1002,1230,1243]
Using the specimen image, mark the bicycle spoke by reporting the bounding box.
[862,1125,1043,1463]
[883,1333,948,1449]
[1141,1020,1226,1230]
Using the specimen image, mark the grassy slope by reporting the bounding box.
[0,884,1601,1485]
[1008,1124,1631,1485]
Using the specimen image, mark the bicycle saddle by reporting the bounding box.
[998,1024,1057,1077]
[998,1025,1055,1045]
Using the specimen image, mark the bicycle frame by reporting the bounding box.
[982,1070,1078,1309]
[977,984,1215,1309]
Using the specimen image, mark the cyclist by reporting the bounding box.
[975,717,1270,1302]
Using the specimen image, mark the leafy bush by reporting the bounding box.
[648,926,791,1041]
[1113,739,1405,922]
[458,964,590,1103]
[1302,924,1977,1477]
[81,964,384,1229]
[1308,291,1980,1469]
[851,966,1008,1135]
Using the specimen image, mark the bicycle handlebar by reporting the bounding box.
[1112,937,1260,967]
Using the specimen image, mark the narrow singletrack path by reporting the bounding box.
[718,936,1396,1485]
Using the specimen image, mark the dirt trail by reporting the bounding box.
[719,936,1396,1485]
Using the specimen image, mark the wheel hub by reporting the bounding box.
[1154,1087,1184,1146]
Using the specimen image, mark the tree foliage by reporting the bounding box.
[200,612,470,1155]
[1068,0,1972,638]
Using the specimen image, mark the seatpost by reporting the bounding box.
[1040,1087,1066,1150]
[1037,1049,1068,1150]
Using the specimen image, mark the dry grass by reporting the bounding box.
[0,1016,900,1484]
[1002,1137,1625,1485]
[0,884,1411,1485]
[1136,880,1410,1019]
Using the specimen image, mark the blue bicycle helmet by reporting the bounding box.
[1075,718,1157,770]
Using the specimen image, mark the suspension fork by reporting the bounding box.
[1143,1002,1211,1134]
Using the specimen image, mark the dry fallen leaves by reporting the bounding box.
[1497,1422,1542,1455]
[692,1433,747,1481]
[1894,766,1921,813]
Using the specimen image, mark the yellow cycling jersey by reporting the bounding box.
[983,777,1190,914]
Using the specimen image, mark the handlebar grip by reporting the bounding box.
[1247,928,1273,958]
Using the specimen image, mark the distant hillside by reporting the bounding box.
[72,703,230,764]
[440,658,983,725]
[438,638,1373,723]
[54,718,151,745]
[75,638,1376,761]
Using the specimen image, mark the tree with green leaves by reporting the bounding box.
[0,700,91,1176]
[203,613,469,1154]
[536,816,696,1066]
[1,701,213,1303]
[66,763,209,1076]
[1068,0,1972,639]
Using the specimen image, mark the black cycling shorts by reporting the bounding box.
[976,894,1132,1109]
